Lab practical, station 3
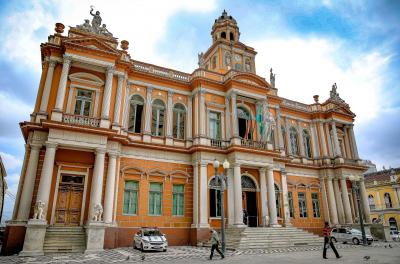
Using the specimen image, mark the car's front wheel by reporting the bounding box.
[352,238,360,245]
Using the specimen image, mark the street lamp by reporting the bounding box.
[213,158,230,253]
[349,175,367,246]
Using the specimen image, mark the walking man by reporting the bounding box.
[209,229,224,260]
[323,222,341,259]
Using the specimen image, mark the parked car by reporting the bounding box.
[331,227,373,245]
[133,227,168,252]
[390,230,400,242]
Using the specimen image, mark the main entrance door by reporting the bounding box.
[241,175,258,227]
[55,175,84,226]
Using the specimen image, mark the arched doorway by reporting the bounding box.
[241,175,258,227]
[389,217,398,231]
[237,107,253,140]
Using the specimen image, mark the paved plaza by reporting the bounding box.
[0,243,399,264]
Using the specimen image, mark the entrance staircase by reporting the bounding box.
[205,227,323,250]
[43,227,86,254]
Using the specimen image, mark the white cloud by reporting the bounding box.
[0,0,217,71]
[250,37,390,124]
[0,152,22,171]
[0,91,32,137]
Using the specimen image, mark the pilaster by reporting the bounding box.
[100,66,115,128]
[52,55,72,121]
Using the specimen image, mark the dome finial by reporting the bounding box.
[222,9,227,16]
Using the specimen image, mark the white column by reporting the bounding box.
[187,96,192,141]
[319,122,328,159]
[276,109,284,153]
[121,84,130,131]
[112,75,124,126]
[349,191,356,219]
[281,169,291,226]
[340,176,353,224]
[225,97,231,140]
[310,122,320,159]
[52,55,72,120]
[233,163,243,225]
[144,87,153,135]
[393,187,400,209]
[12,144,29,220]
[166,91,174,138]
[297,121,305,157]
[199,89,206,137]
[192,162,199,226]
[103,153,117,224]
[285,117,292,155]
[325,123,334,158]
[227,168,234,225]
[199,162,209,227]
[376,191,382,209]
[17,144,41,221]
[35,142,57,220]
[331,121,342,158]
[100,66,115,127]
[326,177,338,225]
[259,168,268,226]
[349,125,360,160]
[231,92,239,138]
[267,167,279,226]
[343,126,352,159]
[193,92,199,139]
[359,180,371,223]
[39,60,57,113]
[333,178,345,224]
[320,177,330,223]
[89,148,106,221]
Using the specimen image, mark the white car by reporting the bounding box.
[331,227,373,245]
[133,228,168,252]
[390,230,400,242]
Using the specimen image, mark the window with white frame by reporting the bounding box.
[172,184,184,216]
[384,193,393,208]
[368,194,375,209]
[128,95,144,133]
[74,89,93,116]
[298,192,307,218]
[151,99,165,137]
[312,193,320,217]
[288,191,294,218]
[275,184,281,217]
[173,103,186,139]
[209,177,221,217]
[209,111,221,139]
[148,182,163,215]
[302,129,312,158]
[123,181,138,215]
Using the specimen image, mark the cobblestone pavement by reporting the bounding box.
[0,242,399,263]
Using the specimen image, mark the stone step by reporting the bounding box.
[44,227,86,254]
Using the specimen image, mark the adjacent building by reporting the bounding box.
[365,168,400,231]
[2,10,370,255]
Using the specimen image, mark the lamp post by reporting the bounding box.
[213,158,230,253]
[349,175,367,246]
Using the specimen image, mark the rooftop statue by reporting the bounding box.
[270,68,276,88]
[329,82,346,105]
[75,6,113,37]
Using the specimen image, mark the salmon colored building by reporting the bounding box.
[2,10,371,255]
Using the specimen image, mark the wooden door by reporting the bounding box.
[55,175,84,226]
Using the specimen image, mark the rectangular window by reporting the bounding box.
[149,183,163,215]
[312,193,320,218]
[209,112,221,139]
[74,89,93,116]
[288,191,294,218]
[210,189,221,217]
[298,192,307,218]
[172,184,184,216]
[123,181,138,215]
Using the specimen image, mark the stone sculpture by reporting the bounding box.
[75,7,113,37]
[92,203,103,222]
[33,201,45,220]
[270,68,275,88]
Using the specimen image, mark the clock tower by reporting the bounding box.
[199,10,257,74]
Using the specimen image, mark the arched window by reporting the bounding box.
[275,184,281,218]
[389,217,398,231]
[221,31,226,39]
[245,59,251,72]
[384,193,393,208]
[241,175,256,190]
[173,103,186,139]
[209,177,221,217]
[302,129,312,158]
[229,32,234,41]
[128,95,144,133]
[237,107,252,140]
[151,99,165,137]
[368,194,375,210]
[289,127,299,156]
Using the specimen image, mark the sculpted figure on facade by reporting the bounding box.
[260,101,275,143]
[197,52,204,68]
[92,203,103,222]
[90,6,102,29]
[270,68,276,88]
[75,7,113,37]
[33,200,45,220]
[329,82,346,105]
[225,52,231,67]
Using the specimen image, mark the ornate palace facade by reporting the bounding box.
[2,10,370,255]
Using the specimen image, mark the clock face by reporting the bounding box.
[235,54,241,61]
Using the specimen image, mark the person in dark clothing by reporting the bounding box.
[323,222,341,259]
[209,229,224,260]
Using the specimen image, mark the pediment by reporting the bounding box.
[64,37,118,54]
[230,72,270,88]
[331,105,355,117]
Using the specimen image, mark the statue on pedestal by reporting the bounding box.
[270,68,276,88]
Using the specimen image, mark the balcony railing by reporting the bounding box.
[241,138,268,150]
[132,61,190,82]
[210,139,227,149]
[63,114,100,128]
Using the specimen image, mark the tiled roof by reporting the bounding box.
[364,167,400,184]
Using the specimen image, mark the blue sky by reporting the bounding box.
[0,0,399,222]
